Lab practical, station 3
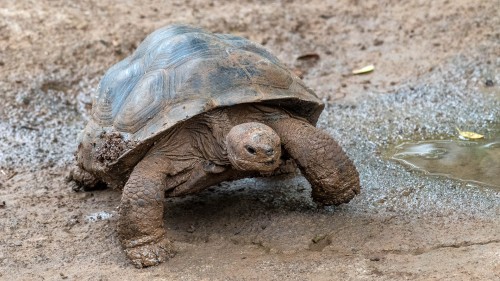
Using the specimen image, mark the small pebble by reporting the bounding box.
[484,79,494,87]
[312,234,327,243]
[187,225,196,233]
[373,39,384,46]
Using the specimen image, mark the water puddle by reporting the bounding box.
[388,137,499,188]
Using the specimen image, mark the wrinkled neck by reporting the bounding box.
[186,110,232,166]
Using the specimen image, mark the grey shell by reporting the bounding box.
[79,24,323,177]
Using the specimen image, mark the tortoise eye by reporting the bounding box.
[246,146,256,155]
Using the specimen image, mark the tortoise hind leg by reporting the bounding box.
[66,166,106,191]
[117,156,175,268]
[268,117,360,206]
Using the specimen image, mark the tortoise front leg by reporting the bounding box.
[269,117,360,206]
[118,156,175,268]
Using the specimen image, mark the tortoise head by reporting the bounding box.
[226,122,281,173]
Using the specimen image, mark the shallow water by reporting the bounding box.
[389,137,500,188]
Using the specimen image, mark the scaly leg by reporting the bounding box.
[269,117,360,206]
[117,156,175,268]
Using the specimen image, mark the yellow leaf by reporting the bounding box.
[456,127,484,139]
[352,64,375,75]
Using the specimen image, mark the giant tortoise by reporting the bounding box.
[70,24,360,268]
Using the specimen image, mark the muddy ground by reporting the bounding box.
[0,0,499,280]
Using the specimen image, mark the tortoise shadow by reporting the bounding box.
[163,175,322,241]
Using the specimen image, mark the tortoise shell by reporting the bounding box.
[77,24,324,182]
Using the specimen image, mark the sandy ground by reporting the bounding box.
[0,0,499,280]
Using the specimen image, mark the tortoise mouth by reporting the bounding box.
[265,159,276,164]
[229,156,280,172]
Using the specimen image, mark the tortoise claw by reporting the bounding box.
[124,238,176,268]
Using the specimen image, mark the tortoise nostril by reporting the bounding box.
[246,146,256,155]
[265,148,274,156]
